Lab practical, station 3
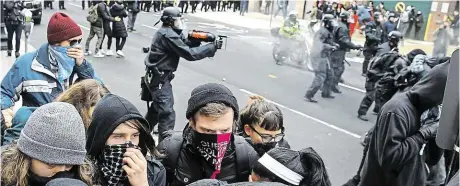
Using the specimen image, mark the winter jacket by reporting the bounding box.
[0,43,99,110]
[375,42,396,56]
[415,14,424,28]
[157,126,259,186]
[3,1,23,25]
[359,61,450,186]
[364,22,385,52]
[98,2,115,36]
[357,5,370,22]
[86,94,166,186]
[110,3,128,38]
[145,26,217,72]
[90,2,103,28]
[383,21,396,35]
[2,107,36,145]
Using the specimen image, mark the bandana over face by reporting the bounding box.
[98,141,140,186]
[191,129,232,179]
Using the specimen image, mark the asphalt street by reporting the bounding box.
[20,4,377,185]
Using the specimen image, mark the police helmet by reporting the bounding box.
[288,10,298,19]
[322,14,335,22]
[373,12,382,18]
[388,31,403,40]
[388,12,395,18]
[339,11,350,19]
[160,7,182,24]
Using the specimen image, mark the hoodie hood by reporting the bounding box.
[187,179,287,186]
[407,61,450,112]
[86,94,150,158]
[111,3,124,11]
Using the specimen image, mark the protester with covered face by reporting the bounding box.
[2,79,109,145]
[1,102,93,186]
[1,12,100,129]
[359,61,450,186]
[86,93,166,186]
[238,95,290,156]
[157,83,259,185]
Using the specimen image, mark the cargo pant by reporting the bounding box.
[85,26,104,53]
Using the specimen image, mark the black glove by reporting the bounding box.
[418,122,439,141]
[332,45,339,51]
[215,39,223,49]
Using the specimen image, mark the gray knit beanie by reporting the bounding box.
[17,102,87,165]
[45,178,88,186]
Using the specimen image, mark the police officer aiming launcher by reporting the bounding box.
[142,7,223,141]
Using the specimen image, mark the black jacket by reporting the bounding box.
[145,26,217,72]
[375,42,396,56]
[157,127,259,186]
[310,27,337,72]
[3,1,23,25]
[333,21,360,52]
[110,3,128,38]
[97,2,116,35]
[364,22,385,53]
[359,62,450,186]
[86,94,166,186]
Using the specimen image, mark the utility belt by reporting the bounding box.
[140,67,174,102]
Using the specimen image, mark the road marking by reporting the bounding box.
[346,57,363,63]
[339,83,365,93]
[69,2,81,8]
[268,74,277,78]
[239,88,361,139]
[78,24,90,31]
[142,24,158,30]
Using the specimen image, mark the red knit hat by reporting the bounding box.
[47,12,82,44]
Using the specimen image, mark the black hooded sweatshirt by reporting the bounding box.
[86,93,166,186]
[359,61,450,186]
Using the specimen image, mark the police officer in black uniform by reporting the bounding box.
[361,12,385,76]
[305,14,339,103]
[357,31,403,121]
[144,7,222,141]
[330,11,362,93]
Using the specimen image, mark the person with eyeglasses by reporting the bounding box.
[238,96,290,156]
[1,12,100,129]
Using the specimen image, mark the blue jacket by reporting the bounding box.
[1,43,100,109]
[3,106,36,145]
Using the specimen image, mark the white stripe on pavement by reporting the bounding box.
[69,2,82,8]
[339,83,365,93]
[78,24,90,31]
[239,89,361,139]
[142,24,158,30]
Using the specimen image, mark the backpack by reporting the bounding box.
[164,133,252,183]
[87,4,99,23]
[366,51,402,81]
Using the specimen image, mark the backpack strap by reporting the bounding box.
[166,133,184,169]
[234,135,251,181]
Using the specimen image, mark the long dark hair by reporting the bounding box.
[252,147,331,186]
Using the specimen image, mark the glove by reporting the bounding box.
[2,108,14,128]
[418,122,439,141]
[215,39,223,49]
[114,17,121,22]
[332,45,339,51]
[355,45,363,50]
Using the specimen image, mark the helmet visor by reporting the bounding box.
[173,16,186,30]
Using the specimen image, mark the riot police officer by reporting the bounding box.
[305,14,339,103]
[143,7,222,141]
[357,31,403,121]
[361,12,385,76]
[330,11,362,93]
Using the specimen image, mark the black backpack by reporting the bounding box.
[367,51,403,81]
[163,133,252,183]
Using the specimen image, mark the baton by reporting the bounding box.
[344,59,351,66]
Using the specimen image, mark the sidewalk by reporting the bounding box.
[189,11,457,56]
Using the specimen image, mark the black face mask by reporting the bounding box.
[253,142,277,156]
[28,170,76,186]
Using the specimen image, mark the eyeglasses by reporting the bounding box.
[69,39,82,46]
[248,125,285,143]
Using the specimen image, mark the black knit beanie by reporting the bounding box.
[186,83,239,120]
[407,49,427,63]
